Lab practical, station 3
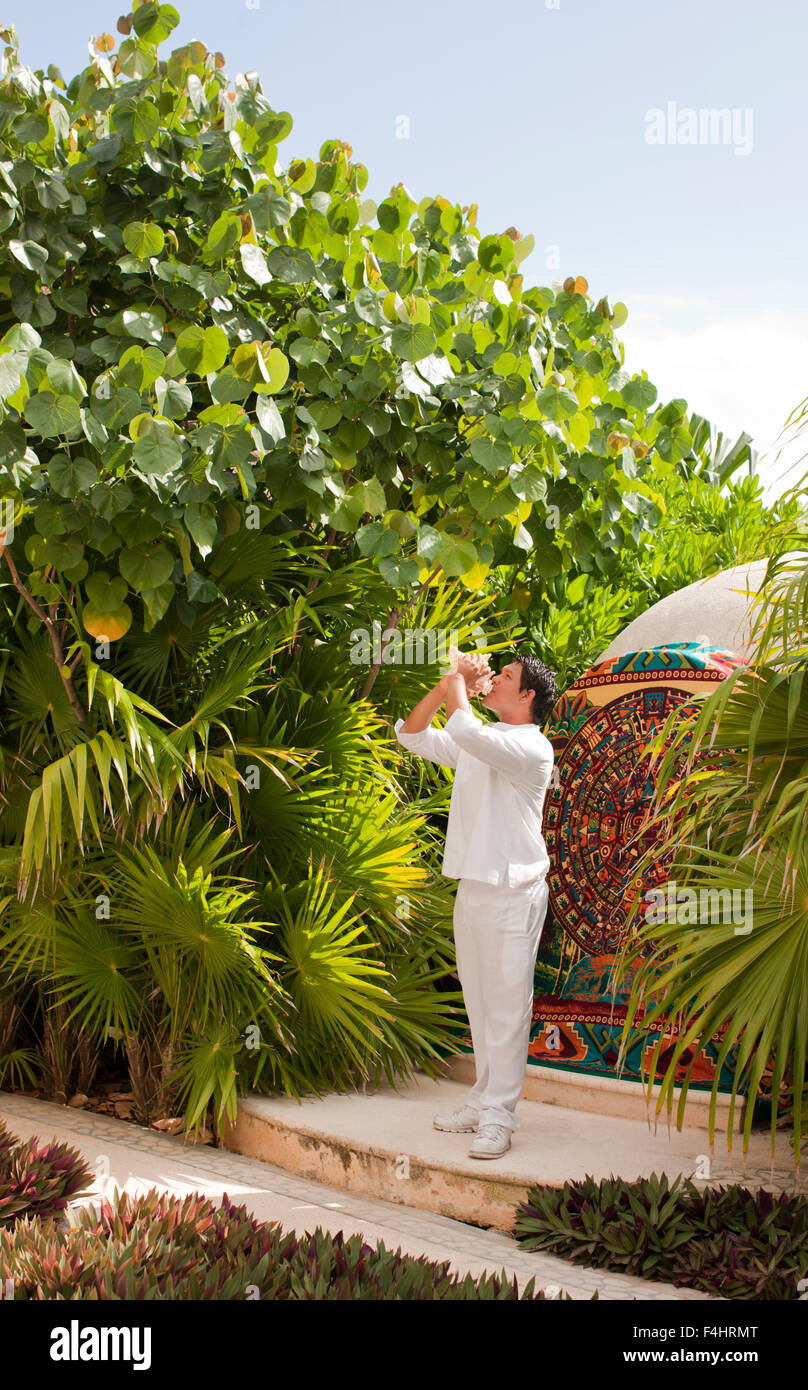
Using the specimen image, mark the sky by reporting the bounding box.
[9,0,808,502]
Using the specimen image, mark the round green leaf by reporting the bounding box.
[25,532,83,570]
[377,555,420,587]
[266,246,315,284]
[155,377,192,419]
[622,378,657,411]
[390,324,437,362]
[287,338,329,367]
[132,433,183,476]
[119,543,174,593]
[184,502,218,557]
[48,453,98,497]
[209,369,251,405]
[45,359,87,401]
[437,535,478,576]
[85,572,128,614]
[24,391,81,437]
[232,342,289,393]
[14,112,49,146]
[508,464,546,502]
[111,98,160,145]
[132,0,180,42]
[353,289,386,327]
[141,581,176,630]
[204,212,241,260]
[121,309,165,343]
[356,521,399,558]
[9,239,48,273]
[536,385,578,421]
[175,325,229,376]
[118,345,165,391]
[123,222,166,259]
[477,234,515,275]
[468,437,512,474]
[87,134,122,164]
[288,206,329,248]
[117,37,156,79]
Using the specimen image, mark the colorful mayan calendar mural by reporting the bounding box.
[527,642,780,1103]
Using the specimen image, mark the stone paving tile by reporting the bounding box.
[1,1093,720,1302]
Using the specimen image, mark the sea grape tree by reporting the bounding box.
[0,3,693,720]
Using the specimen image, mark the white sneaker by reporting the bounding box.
[468,1123,512,1158]
[433,1103,480,1132]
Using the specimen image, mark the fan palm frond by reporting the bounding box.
[614,839,808,1164]
[268,859,399,1080]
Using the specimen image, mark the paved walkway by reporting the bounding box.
[1,1092,718,1301]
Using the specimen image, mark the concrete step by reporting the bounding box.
[221,1070,797,1234]
[444,1053,747,1132]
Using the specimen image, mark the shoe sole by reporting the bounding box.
[468,1148,510,1159]
[433,1121,478,1132]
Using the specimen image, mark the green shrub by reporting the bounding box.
[513,1172,808,1300]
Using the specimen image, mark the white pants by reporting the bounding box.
[453,876,549,1132]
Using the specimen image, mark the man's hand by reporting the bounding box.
[399,655,491,736]
[453,651,494,696]
[444,670,473,718]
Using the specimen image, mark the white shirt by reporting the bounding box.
[394,707,554,888]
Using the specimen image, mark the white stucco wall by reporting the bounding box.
[596,558,772,664]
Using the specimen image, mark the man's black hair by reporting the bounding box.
[511,652,558,725]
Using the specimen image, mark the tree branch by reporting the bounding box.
[2,548,90,726]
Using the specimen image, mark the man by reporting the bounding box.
[394,652,558,1159]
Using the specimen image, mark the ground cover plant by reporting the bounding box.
[513,1170,808,1300]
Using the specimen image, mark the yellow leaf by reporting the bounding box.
[568,415,591,450]
[575,376,594,407]
[472,322,495,353]
[412,485,429,515]
[459,561,490,591]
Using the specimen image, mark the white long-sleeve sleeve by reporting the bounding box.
[394,716,460,769]
[443,708,553,792]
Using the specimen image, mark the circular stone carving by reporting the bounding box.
[544,643,747,957]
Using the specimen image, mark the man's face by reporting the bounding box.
[481,661,534,721]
